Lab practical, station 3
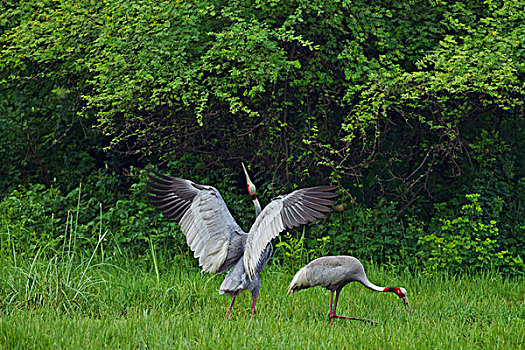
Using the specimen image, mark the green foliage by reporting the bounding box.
[274,227,331,271]
[0,184,62,259]
[0,0,107,192]
[0,163,256,265]
[2,170,523,274]
[328,199,419,264]
[420,194,524,273]
[1,0,524,275]
[464,130,525,254]
[0,172,160,261]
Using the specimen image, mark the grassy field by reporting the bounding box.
[0,252,523,349]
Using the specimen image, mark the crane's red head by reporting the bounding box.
[383,286,411,314]
[247,184,257,200]
[383,286,406,298]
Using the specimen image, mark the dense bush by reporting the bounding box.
[421,194,523,273]
[0,163,256,264]
[2,175,522,274]
[0,0,523,274]
[0,170,163,261]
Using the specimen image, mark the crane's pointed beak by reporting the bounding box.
[401,296,412,315]
[242,162,257,196]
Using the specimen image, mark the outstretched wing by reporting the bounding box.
[243,186,337,280]
[145,171,244,273]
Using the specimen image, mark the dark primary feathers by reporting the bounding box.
[145,170,337,279]
[145,170,204,221]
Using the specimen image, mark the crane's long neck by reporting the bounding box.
[359,276,401,295]
[253,198,261,217]
[358,272,386,293]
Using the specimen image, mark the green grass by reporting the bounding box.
[0,251,523,350]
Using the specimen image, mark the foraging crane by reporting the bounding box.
[145,165,337,318]
[288,256,411,325]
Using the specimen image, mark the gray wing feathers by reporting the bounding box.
[244,186,337,280]
[146,171,243,274]
[219,258,256,297]
[179,191,233,273]
[145,171,201,221]
[287,259,337,293]
[243,201,285,280]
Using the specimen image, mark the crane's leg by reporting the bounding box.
[250,280,261,319]
[329,289,378,325]
[328,290,335,325]
[225,296,236,319]
[251,297,257,318]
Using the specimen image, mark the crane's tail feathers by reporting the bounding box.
[287,266,309,295]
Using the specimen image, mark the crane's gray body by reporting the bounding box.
[216,227,249,274]
[220,243,273,299]
[288,256,380,293]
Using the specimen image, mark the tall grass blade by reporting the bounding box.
[149,236,160,285]
[72,229,108,301]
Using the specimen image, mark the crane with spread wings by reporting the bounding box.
[145,165,337,318]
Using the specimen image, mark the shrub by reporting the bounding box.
[420,194,524,274]
[316,199,421,267]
